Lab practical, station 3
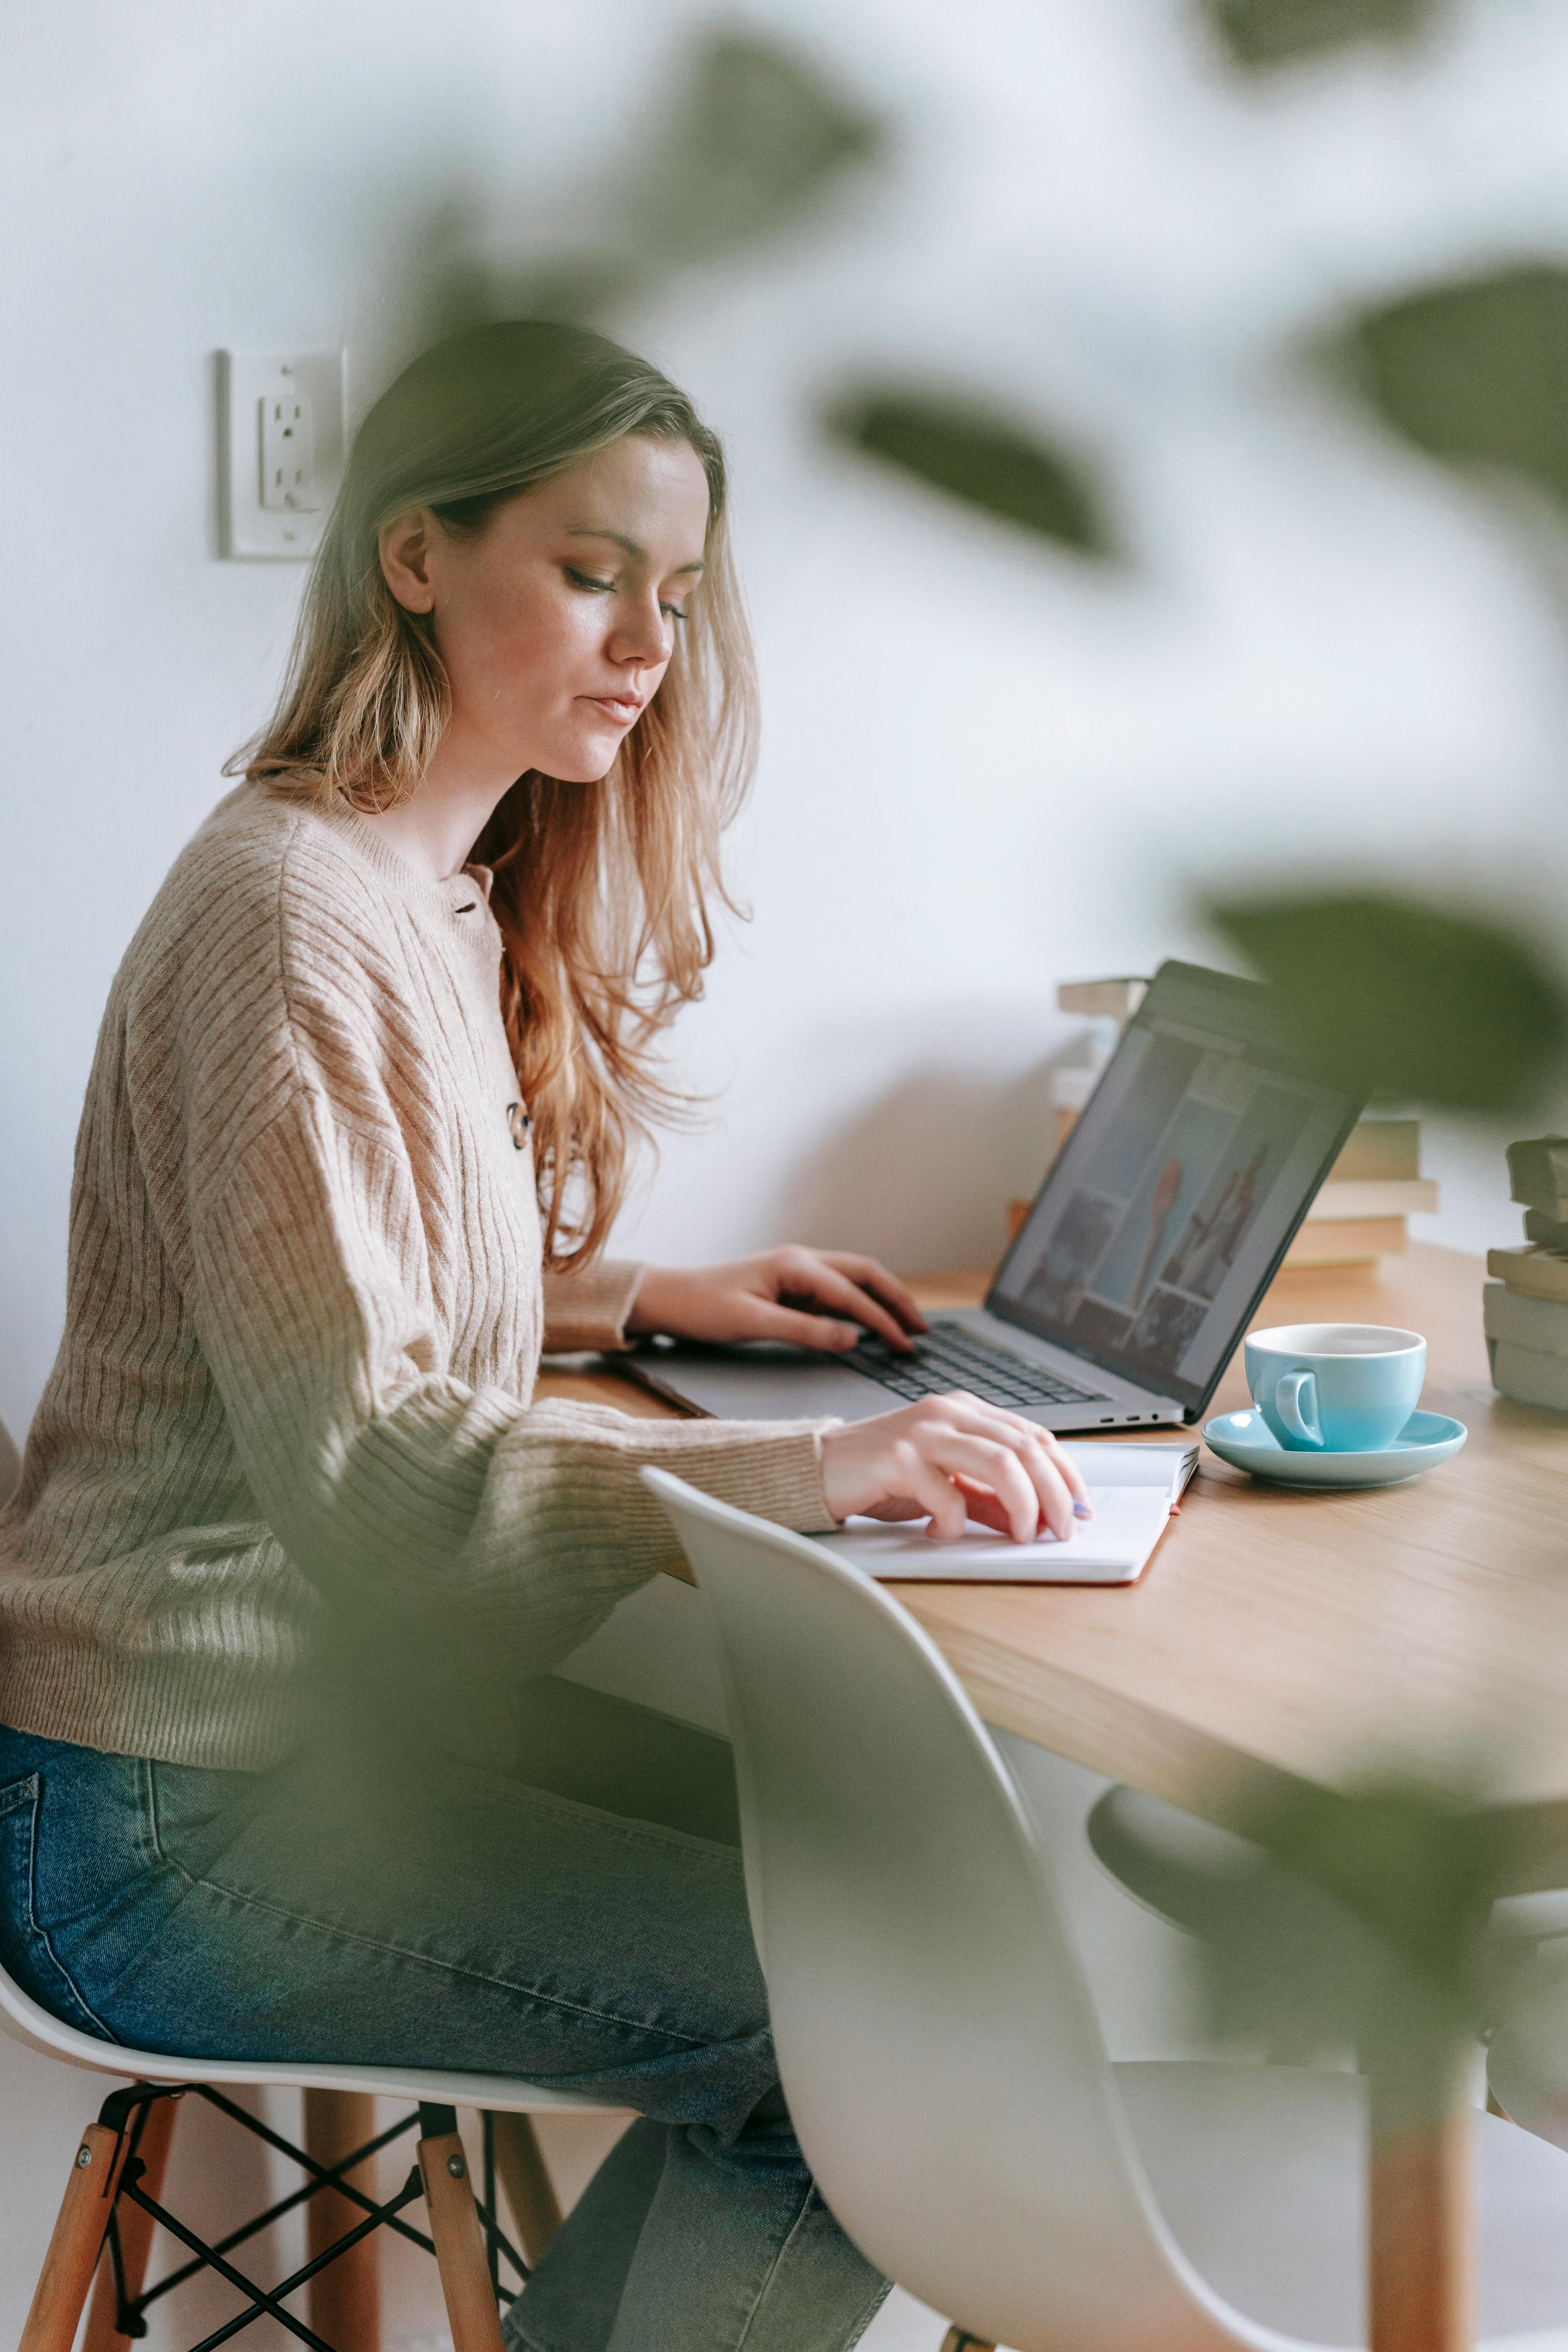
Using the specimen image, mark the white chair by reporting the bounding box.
[4,1949,622,2352]
[642,1466,1568,2352]
[1086,1781,1568,1991]
[0,1410,619,2352]
[1482,1969,1568,2159]
[1083,1782,1568,2063]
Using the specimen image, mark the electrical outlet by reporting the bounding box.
[260,382,318,512]
[221,350,346,559]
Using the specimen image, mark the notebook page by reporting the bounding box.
[819,1488,1168,1586]
[1056,1441,1196,1494]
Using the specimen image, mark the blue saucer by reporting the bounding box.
[1201,1407,1468,1490]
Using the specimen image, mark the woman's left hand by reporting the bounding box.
[626,1248,928,1354]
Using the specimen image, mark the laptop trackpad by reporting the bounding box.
[626,1343,900,1423]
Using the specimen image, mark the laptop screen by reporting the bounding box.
[988,961,1362,1414]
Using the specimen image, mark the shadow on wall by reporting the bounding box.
[770,1052,1067,1276]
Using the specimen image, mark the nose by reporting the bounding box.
[606,590,673,671]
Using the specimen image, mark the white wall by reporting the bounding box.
[6,0,1568,1447]
[4,0,1568,2337]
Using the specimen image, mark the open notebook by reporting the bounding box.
[818,1440,1199,1587]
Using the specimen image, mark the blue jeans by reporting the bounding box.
[0,1699,888,2352]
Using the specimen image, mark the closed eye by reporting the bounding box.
[566,564,687,625]
[566,557,682,616]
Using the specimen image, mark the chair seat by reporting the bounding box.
[1086,1785,1258,1935]
[0,1960,615,2114]
[1118,2060,1568,2348]
[1492,1888,1568,1945]
[1089,1784,1568,1951]
[1487,1978,1568,2153]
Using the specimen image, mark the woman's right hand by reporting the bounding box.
[818,1394,1091,1543]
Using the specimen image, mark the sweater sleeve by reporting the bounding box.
[187,1087,837,1674]
[540,1259,646,1353]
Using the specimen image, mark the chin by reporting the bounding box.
[544,730,626,784]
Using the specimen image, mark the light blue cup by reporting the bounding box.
[1243,1322,1426,1454]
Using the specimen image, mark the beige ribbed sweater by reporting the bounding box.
[0,782,835,1770]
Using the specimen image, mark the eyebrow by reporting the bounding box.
[566,526,705,576]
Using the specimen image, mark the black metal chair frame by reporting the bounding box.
[94,2081,528,2352]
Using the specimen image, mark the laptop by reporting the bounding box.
[626,959,1364,1434]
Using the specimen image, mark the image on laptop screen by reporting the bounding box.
[989,962,1361,1411]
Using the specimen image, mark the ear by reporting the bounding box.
[378,508,438,614]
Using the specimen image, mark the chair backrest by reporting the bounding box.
[642,1469,1256,2352]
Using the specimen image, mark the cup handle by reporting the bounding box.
[1274,1370,1323,1448]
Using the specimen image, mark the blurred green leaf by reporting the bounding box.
[489,257,645,333]
[628,31,884,268]
[829,390,1115,558]
[1207,0,1435,69]
[1344,264,1568,516]
[408,33,886,339]
[1211,890,1568,1110]
[1245,1778,1503,1993]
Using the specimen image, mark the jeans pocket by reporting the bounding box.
[0,1774,117,2040]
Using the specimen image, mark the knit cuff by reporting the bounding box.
[540,1259,647,1354]
[684,1423,838,1536]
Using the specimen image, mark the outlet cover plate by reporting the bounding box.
[221,350,346,560]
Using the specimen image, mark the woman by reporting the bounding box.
[0,319,1085,2350]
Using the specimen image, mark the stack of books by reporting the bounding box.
[1282,1118,1438,1269]
[1486,1138,1568,1410]
[1048,979,1146,1157]
[1023,978,1439,1263]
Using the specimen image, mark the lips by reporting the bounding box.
[584,693,646,723]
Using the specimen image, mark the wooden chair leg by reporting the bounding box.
[418,2105,505,2352]
[82,2094,181,2352]
[20,2121,135,2352]
[490,2111,564,2265]
[305,2089,381,2352]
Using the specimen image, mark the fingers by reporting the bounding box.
[886,1438,974,1540]
[818,1254,929,1336]
[771,1250,916,1352]
[916,1426,1066,1542]
[932,1395,1088,1537]
[951,1475,1026,1539]
[740,1298,864,1353]
[818,1393,1094,1541]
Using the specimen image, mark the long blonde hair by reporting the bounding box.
[232,320,757,1265]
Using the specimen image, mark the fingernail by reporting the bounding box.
[1073,1501,1094,1519]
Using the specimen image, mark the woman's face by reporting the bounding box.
[379,433,711,784]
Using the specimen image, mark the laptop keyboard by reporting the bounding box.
[845,1325,1108,1410]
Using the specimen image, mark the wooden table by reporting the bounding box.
[543,1241,1568,1886]
[545,1238,1568,2352]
